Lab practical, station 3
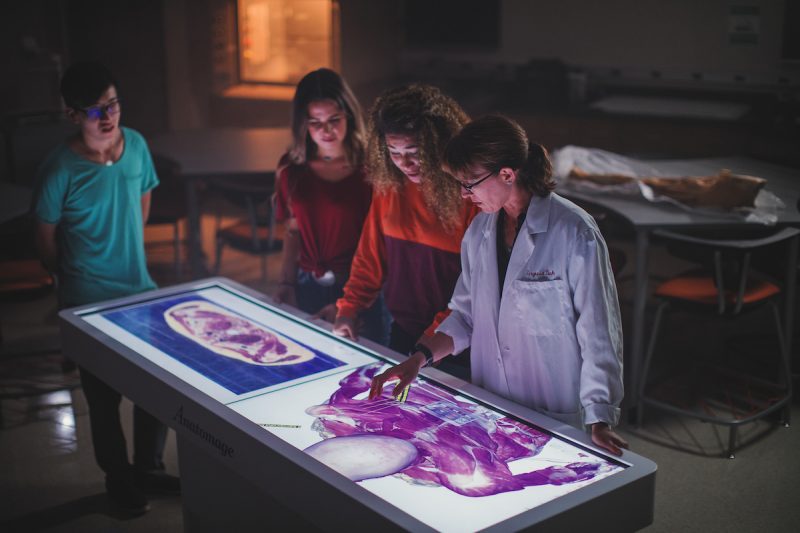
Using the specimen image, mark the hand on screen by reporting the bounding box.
[272,284,296,307]
[314,304,338,323]
[332,314,358,340]
[368,352,426,400]
[591,423,629,456]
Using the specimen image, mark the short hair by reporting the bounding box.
[366,84,469,229]
[60,61,118,110]
[444,115,555,197]
[287,68,365,166]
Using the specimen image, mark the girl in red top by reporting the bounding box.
[273,68,389,344]
[318,84,479,355]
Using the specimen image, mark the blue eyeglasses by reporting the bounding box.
[457,170,496,193]
[78,99,121,121]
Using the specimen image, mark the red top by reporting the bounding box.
[275,160,373,278]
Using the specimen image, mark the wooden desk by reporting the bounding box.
[149,128,292,278]
[558,156,800,416]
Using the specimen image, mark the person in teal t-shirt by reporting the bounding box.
[35,125,158,305]
[33,62,178,516]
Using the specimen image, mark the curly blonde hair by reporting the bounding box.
[365,84,469,230]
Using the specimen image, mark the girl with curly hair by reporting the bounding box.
[318,84,479,354]
[273,68,390,344]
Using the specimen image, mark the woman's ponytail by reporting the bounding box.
[520,141,555,197]
[443,115,555,198]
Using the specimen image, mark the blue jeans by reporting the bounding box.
[295,270,392,347]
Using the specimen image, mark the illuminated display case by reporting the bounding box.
[60,278,655,532]
[237,0,338,85]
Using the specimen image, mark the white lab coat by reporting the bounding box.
[436,193,624,428]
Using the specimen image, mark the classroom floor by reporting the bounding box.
[1,215,799,532]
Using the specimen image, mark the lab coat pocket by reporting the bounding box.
[509,279,567,337]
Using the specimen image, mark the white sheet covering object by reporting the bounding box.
[589,96,750,121]
[551,146,784,225]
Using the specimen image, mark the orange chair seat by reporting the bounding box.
[0,259,54,294]
[219,220,269,242]
[219,220,271,240]
[655,273,779,305]
[217,220,280,254]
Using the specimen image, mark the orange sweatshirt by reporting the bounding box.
[337,180,479,340]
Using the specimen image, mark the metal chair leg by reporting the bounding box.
[214,237,224,275]
[637,301,668,428]
[727,426,737,459]
[173,221,181,279]
[268,198,277,252]
[769,302,792,427]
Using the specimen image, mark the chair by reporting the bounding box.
[147,155,186,278]
[211,175,282,282]
[636,227,799,458]
[0,111,64,358]
[0,215,57,347]
[3,110,75,186]
[567,197,628,278]
[591,209,627,278]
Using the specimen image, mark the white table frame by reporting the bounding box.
[59,278,657,532]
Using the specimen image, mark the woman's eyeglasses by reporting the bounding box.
[457,170,495,193]
[79,99,121,121]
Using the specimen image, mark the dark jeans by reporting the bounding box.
[295,270,391,346]
[389,322,417,355]
[79,367,167,481]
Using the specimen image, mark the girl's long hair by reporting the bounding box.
[365,84,469,230]
[287,68,365,167]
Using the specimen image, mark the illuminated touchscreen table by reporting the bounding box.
[60,279,655,532]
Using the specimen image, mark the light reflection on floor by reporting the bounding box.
[45,390,78,455]
[1,377,80,455]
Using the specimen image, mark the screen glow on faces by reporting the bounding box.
[72,86,121,139]
[80,284,627,533]
[457,169,495,194]
[385,133,422,183]
[306,99,347,150]
[456,167,511,212]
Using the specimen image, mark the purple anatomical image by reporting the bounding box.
[164,300,315,366]
[305,434,419,482]
[304,364,616,497]
[102,295,344,395]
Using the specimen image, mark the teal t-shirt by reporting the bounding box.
[34,127,159,306]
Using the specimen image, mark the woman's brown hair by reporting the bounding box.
[443,115,555,197]
[365,84,469,229]
[287,68,365,166]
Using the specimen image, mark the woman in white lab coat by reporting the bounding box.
[369,115,628,455]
